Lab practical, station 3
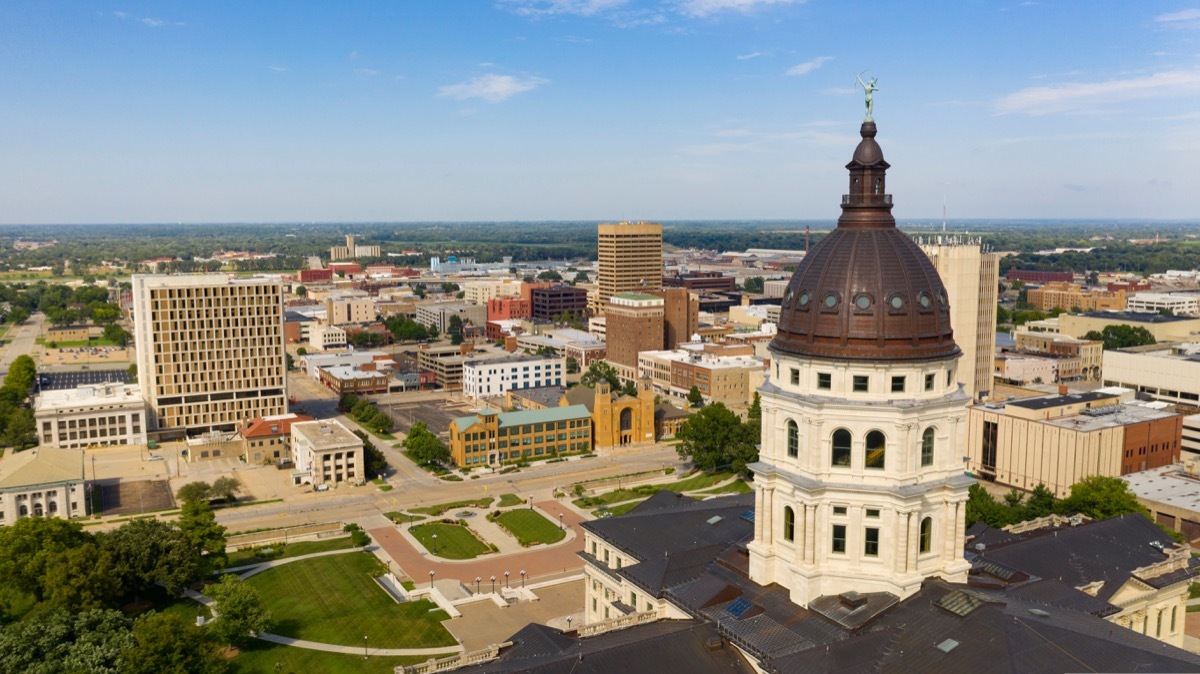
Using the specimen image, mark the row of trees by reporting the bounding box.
[384,314,437,343]
[402,421,450,466]
[176,478,242,504]
[966,476,1172,535]
[0,355,38,450]
[337,393,395,435]
[1083,325,1157,350]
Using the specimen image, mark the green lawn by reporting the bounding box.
[246,552,457,649]
[385,511,427,525]
[572,488,646,509]
[593,499,648,518]
[494,510,566,547]
[410,522,492,560]
[226,537,357,568]
[699,479,752,495]
[497,493,523,508]
[660,471,737,492]
[410,497,494,517]
[232,640,426,674]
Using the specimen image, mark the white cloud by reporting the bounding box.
[113,11,128,19]
[785,56,832,76]
[1155,8,1200,22]
[355,68,380,76]
[140,18,164,27]
[996,68,1200,115]
[267,66,287,72]
[500,0,628,17]
[736,51,763,60]
[677,0,804,18]
[437,74,549,103]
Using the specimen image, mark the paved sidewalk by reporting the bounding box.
[369,500,585,586]
[256,633,463,657]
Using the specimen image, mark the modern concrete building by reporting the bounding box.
[1124,463,1200,543]
[605,292,664,380]
[414,301,487,334]
[596,221,662,312]
[0,448,86,524]
[291,420,364,487]
[1011,330,1103,381]
[132,274,287,435]
[966,390,1183,497]
[308,324,348,351]
[34,383,148,449]
[461,355,565,401]
[463,279,522,304]
[1059,311,1200,342]
[448,405,593,467]
[324,294,375,325]
[1102,342,1200,407]
[1126,292,1200,316]
[919,235,1001,400]
[530,284,588,321]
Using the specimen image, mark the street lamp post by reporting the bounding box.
[475,576,481,595]
[529,495,533,510]
[432,533,438,556]
[364,635,368,660]
[490,575,496,593]
[429,570,435,588]
[520,569,526,588]
[559,513,564,530]
[504,571,510,588]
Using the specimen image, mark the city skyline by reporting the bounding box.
[2,1,1198,224]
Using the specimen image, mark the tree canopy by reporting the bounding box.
[579,361,621,390]
[1083,325,1156,350]
[403,421,451,465]
[675,402,758,475]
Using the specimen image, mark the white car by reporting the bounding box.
[146,454,165,461]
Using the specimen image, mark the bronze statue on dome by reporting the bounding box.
[856,72,878,122]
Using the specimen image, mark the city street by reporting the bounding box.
[0,312,43,378]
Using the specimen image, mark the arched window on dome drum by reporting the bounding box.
[921,427,935,467]
[787,421,798,458]
[919,517,932,553]
[831,429,851,467]
[783,506,795,542]
[865,431,886,469]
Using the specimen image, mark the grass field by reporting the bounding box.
[410,497,494,517]
[572,488,646,509]
[699,479,752,495]
[410,522,491,560]
[231,639,426,674]
[659,471,737,492]
[246,552,457,649]
[226,537,357,568]
[497,493,523,508]
[385,511,427,525]
[493,510,566,547]
[573,471,738,508]
[593,499,648,518]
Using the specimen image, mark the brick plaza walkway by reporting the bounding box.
[368,501,586,587]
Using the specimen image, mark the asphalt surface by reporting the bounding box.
[0,312,43,379]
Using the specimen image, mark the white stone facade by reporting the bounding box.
[748,349,973,606]
[34,383,148,449]
[461,356,565,401]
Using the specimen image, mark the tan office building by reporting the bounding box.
[605,293,664,380]
[132,274,287,435]
[1058,312,1200,342]
[1027,282,1126,312]
[291,420,364,486]
[596,222,662,313]
[920,236,1001,400]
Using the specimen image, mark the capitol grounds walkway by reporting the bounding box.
[368,500,587,587]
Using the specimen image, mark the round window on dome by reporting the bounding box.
[784,290,793,304]
[798,292,809,306]
[889,295,904,310]
[918,293,932,309]
[824,293,838,308]
[854,295,871,310]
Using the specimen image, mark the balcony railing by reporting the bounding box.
[841,194,892,206]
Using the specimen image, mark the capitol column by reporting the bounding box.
[805,504,818,565]
[753,485,765,542]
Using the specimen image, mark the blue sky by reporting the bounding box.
[1,1,1197,224]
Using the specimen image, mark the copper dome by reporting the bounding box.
[771,121,958,362]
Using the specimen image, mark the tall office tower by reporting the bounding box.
[605,293,665,380]
[132,274,288,435]
[596,221,662,314]
[650,287,699,350]
[920,236,1000,400]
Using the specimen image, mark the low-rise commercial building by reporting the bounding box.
[464,279,523,304]
[1059,312,1200,342]
[1027,282,1126,312]
[966,389,1183,497]
[416,344,479,391]
[1124,463,1200,543]
[487,296,532,322]
[637,345,765,406]
[462,355,566,401]
[324,294,375,325]
[34,383,148,449]
[448,405,593,466]
[309,324,347,351]
[291,420,364,486]
[0,448,86,524]
[241,413,313,464]
[415,302,487,334]
[1012,331,1103,381]
[1126,292,1200,317]
[513,329,606,368]
[1102,342,1200,407]
[46,324,90,342]
[993,353,1059,385]
[317,364,391,395]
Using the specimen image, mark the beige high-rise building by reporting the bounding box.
[920,236,1001,400]
[596,221,662,313]
[132,274,288,435]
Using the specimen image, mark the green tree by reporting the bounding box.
[101,519,201,599]
[403,422,451,465]
[102,323,130,346]
[2,408,36,449]
[536,269,562,282]
[4,354,36,392]
[1083,325,1157,350]
[295,346,307,356]
[210,476,241,503]
[127,363,138,382]
[121,612,227,674]
[448,314,465,345]
[352,430,388,479]
[675,402,758,474]
[573,271,590,284]
[176,481,213,503]
[441,282,460,294]
[741,276,765,293]
[205,575,274,648]
[580,361,621,390]
[620,379,638,397]
[44,542,119,611]
[1056,475,1148,520]
[6,307,29,325]
[285,352,294,370]
[295,284,307,298]
[0,608,132,674]
[0,516,90,601]
[686,385,704,407]
[565,356,579,374]
[177,499,227,575]
[746,392,762,438]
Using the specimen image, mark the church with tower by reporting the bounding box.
[461,110,1200,674]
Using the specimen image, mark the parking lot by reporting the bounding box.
[99,479,174,516]
[382,396,477,437]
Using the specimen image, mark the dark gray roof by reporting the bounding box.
[509,386,567,409]
[582,491,754,565]
[1005,390,1114,411]
[466,620,755,674]
[970,514,1199,602]
[1084,310,1193,324]
[38,369,133,391]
